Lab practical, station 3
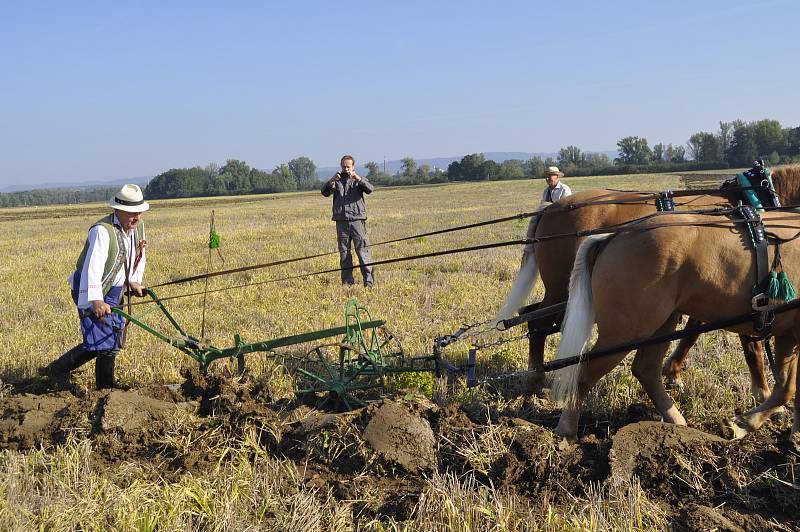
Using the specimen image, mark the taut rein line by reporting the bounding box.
[152,210,538,288]
[153,185,790,289]
[134,206,800,307]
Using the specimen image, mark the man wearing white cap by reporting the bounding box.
[541,166,572,203]
[40,184,149,389]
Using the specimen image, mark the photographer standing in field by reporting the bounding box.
[321,154,375,287]
[40,184,150,389]
[541,166,572,202]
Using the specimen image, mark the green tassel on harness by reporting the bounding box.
[765,270,780,300]
[776,271,797,303]
[764,269,797,304]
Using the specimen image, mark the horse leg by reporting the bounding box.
[728,335,797,439]
[661,317,700,389]
[632,313,687,425]
[528,326,548,394]
[661,326,770,403]
[794,362,800,437]
[740,336,770,403]
[527,308,563,395]
[554,349,632,440]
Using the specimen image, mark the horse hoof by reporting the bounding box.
[723,417,752,440]
[663,376,684,391]
[554,430,577,444]
[527,372,548,398]
[770,406,789,423]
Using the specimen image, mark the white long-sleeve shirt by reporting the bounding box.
[70,214,146,308]
[542,181,572,203]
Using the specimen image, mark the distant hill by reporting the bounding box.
[3,149,620,192]
[317,151,617,177]
[0,176,150,193]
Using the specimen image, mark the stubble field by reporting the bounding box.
[0,171,797,530]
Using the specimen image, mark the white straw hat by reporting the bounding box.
[109,184,149,213]
[544,166,564,177]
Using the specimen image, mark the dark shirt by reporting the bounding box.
[321,175,374,221]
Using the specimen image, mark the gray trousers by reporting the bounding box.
[335,220,374,285]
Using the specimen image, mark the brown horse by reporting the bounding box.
[549,208,800,439]
[496,165,800,400]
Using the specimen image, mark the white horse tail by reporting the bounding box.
[551,233,612,406]
[495,202,550,328]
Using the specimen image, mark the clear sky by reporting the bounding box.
[1,0,798,187]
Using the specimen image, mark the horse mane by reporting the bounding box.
[771,164,800,204]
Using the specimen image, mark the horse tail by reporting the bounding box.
[495,202,550,327]
[551,233,612,406]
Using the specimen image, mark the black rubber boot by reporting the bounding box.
[94,350,117,390]
[39,345,96,383]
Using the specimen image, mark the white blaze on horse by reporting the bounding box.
[496,165,800,401]
[549,205,800,440]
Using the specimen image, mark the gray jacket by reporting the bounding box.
[321,175,374,221]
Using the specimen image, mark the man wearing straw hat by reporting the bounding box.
[541,166,572,203]
[40,184,150,389]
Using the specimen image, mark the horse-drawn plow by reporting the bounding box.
[114,290,483,410]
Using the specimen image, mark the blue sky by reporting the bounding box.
[1,0,798,187]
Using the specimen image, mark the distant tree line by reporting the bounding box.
[145,157,319,199]
[0,186,119,208]
[4,118,799,207]
[367,118,800,185]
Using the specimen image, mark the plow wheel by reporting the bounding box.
[291,344,385,411]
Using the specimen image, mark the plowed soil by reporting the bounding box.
[3,373,798,530]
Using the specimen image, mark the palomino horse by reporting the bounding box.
[496,165,800,400]
[549,207,800,440]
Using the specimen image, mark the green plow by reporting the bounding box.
[114,289,468,410]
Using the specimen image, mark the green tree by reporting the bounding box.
[498,159,525,180]
[686,132,720,162]
[615,137,652,165]
[665,144,686,163]
[481,159,499,180]
[364,161,381,179]
[401,157,417,179]
[727,127,759,166]
[557,146,583,167]
[583,153,611,168]
[220,159,251,178]
[524,156,547,179]
[146,167,211,198]
[416,164,432,182]
[448,153,487,181]
[652,143,665,162]
[787,126,800,157]
[749,119,787,156]
[287,156,318,189]
[266,164,297,192]
[717,121,734,160]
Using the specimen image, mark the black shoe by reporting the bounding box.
[38,363,71,386]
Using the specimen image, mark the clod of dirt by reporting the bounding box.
[96,390,184,434]
[681,504,744,532]
[363,400,436,474]
[611,421,723,480]
[0,394,72,449]
[179,367,273,418]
